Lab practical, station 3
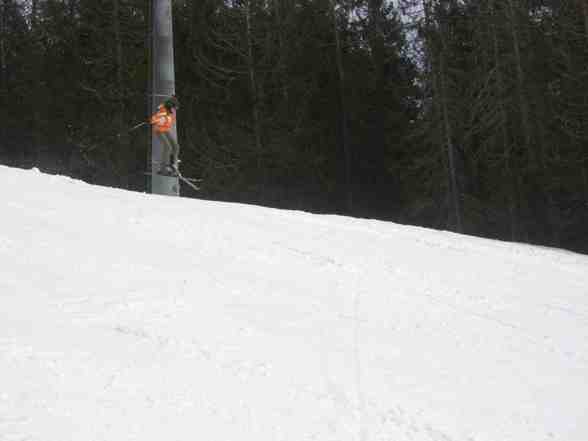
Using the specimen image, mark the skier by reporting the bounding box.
[150,95,180,175]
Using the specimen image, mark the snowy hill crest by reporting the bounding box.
[1,165,587,441]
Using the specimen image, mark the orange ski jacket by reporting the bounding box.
[150,105,175,133]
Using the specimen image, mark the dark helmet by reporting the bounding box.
[164,95,179,111]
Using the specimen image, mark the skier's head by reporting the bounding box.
[164,95,179,112]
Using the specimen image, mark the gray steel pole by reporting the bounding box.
[151,0,179,196]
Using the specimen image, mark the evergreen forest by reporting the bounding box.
[1,0,587,253]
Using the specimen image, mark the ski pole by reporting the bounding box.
[128,121,149,132]
[116,121,149,138]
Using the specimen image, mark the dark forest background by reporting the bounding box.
[1,0,587,253]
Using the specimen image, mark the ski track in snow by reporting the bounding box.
[1,165,587,441]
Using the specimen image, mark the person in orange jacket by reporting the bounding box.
[150,95,180,175]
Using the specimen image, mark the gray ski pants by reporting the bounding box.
[157,131,180,166]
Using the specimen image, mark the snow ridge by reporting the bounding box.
[1,165,587,441]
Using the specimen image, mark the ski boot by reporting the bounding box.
[158,165,177,177]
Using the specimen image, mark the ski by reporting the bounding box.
[176,173,201,191]
[171,164,201,191]
[144,167,202,192]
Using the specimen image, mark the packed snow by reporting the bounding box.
[1,164,587,441]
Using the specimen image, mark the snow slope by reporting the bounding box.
[1,164,587,441]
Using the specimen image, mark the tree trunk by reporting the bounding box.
[422,0,452,228]
[367,0,387,187]
[506,0,533,243]
[243,0,267,198]
[582,0,588,43]
[113,0,128,187]
[0,0,7,146]
[490,0,519,241]
[0,0,6,92]
[507,0,560,244]
[30,0,43,161]
[330,0,353,212]
[439,52,463,233]
[436,5,463,233]
[245,0,264,193]
[506,0,534,166]
[273,0,289,108]
[113,0,124,99]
